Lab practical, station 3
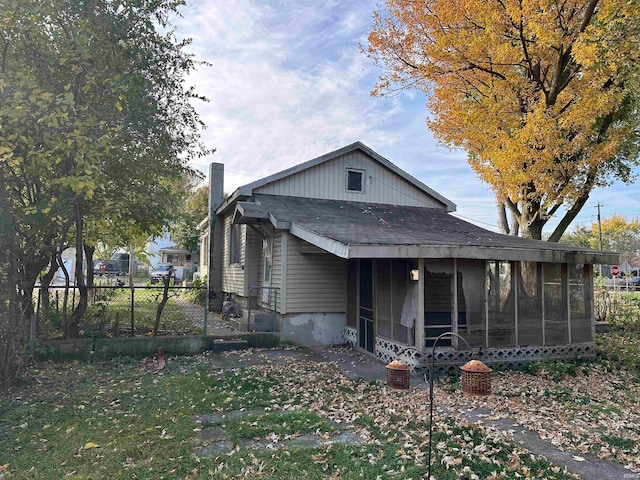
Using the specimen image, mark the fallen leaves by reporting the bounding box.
[437,362,640,472]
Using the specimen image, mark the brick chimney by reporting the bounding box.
[207,162,224,313]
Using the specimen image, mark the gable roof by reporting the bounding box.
[236,194,617,264]
[230,141,456,212]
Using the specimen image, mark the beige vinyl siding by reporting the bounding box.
[221,214,245,295]
[286,235,347,313]
[254,150,442,208]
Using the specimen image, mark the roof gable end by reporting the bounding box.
[237,141,456,212]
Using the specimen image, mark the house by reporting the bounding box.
[157,244,199,280]
[147,232,199,280]
[199,142,617,370]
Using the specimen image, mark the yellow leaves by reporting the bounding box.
[84,441,99,449]
[369,0,640,226]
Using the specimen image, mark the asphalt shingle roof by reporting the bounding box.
[252,194,606,257]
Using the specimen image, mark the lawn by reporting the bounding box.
[1,333,639,479]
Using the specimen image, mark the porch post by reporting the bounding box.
[564,263,571,344]
[541,263,546,346]
[416,257,425,352]
[514,261,519,346]
[452,259,458,348]
[484,261,489,348]
[586,264,595,342]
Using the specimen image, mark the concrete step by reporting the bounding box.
[209,339,249,353]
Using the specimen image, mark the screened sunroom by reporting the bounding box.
[344,256,600,370]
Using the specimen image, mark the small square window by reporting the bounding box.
[347,169,364,193]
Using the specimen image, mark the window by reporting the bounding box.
[229,224,242,264]
[263,236,272,282]
[346,168,364,193]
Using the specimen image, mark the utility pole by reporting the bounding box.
[596,203,603,277]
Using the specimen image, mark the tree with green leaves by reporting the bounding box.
[562,214,640,264]
[171,185,209,253]
[0,0,210,336]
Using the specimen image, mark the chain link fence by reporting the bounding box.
[35,285,207,338]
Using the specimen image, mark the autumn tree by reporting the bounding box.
[0,0,209,334]
[562,214,640,264]
[366,0,640,240]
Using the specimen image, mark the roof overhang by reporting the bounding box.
[231,195,619,265]
[159,247,190,255]
[344,244,618,264]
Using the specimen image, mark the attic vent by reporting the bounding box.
[346,168,364,193]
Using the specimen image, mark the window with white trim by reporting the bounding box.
[346,168,364,193]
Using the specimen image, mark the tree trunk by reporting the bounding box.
[153,272,173,336]
[84,244,95,288]
[57,249,71,336]
[497,201,510,235]
[68,200,87,338]
[39,251,59,336]
[519,219,544,240]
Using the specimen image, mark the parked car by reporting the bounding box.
[93,260,123,276]
[151,264,183,284]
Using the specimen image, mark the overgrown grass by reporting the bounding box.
[0,355,578,480]
[597,331,640,373]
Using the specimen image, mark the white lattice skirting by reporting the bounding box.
[374,337,422,372]
[420,343,596,374]
[343,327,357,347]
[341,328,596,374]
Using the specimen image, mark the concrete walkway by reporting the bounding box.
[211,344,636,480]
[178,298,238,335]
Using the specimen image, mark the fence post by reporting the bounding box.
[204,285,209,335]
[130,285,135,337]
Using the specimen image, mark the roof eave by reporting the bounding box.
[346,244,618,264]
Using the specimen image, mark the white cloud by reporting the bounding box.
[173,0,639,235]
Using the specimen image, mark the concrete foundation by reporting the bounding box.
[280,313,346,346]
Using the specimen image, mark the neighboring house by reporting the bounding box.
[200,142,617,370]
[157,244,198,270]
[147,232,199,278]
[146,231,174,271]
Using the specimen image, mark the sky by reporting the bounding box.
[170,0,640,236]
